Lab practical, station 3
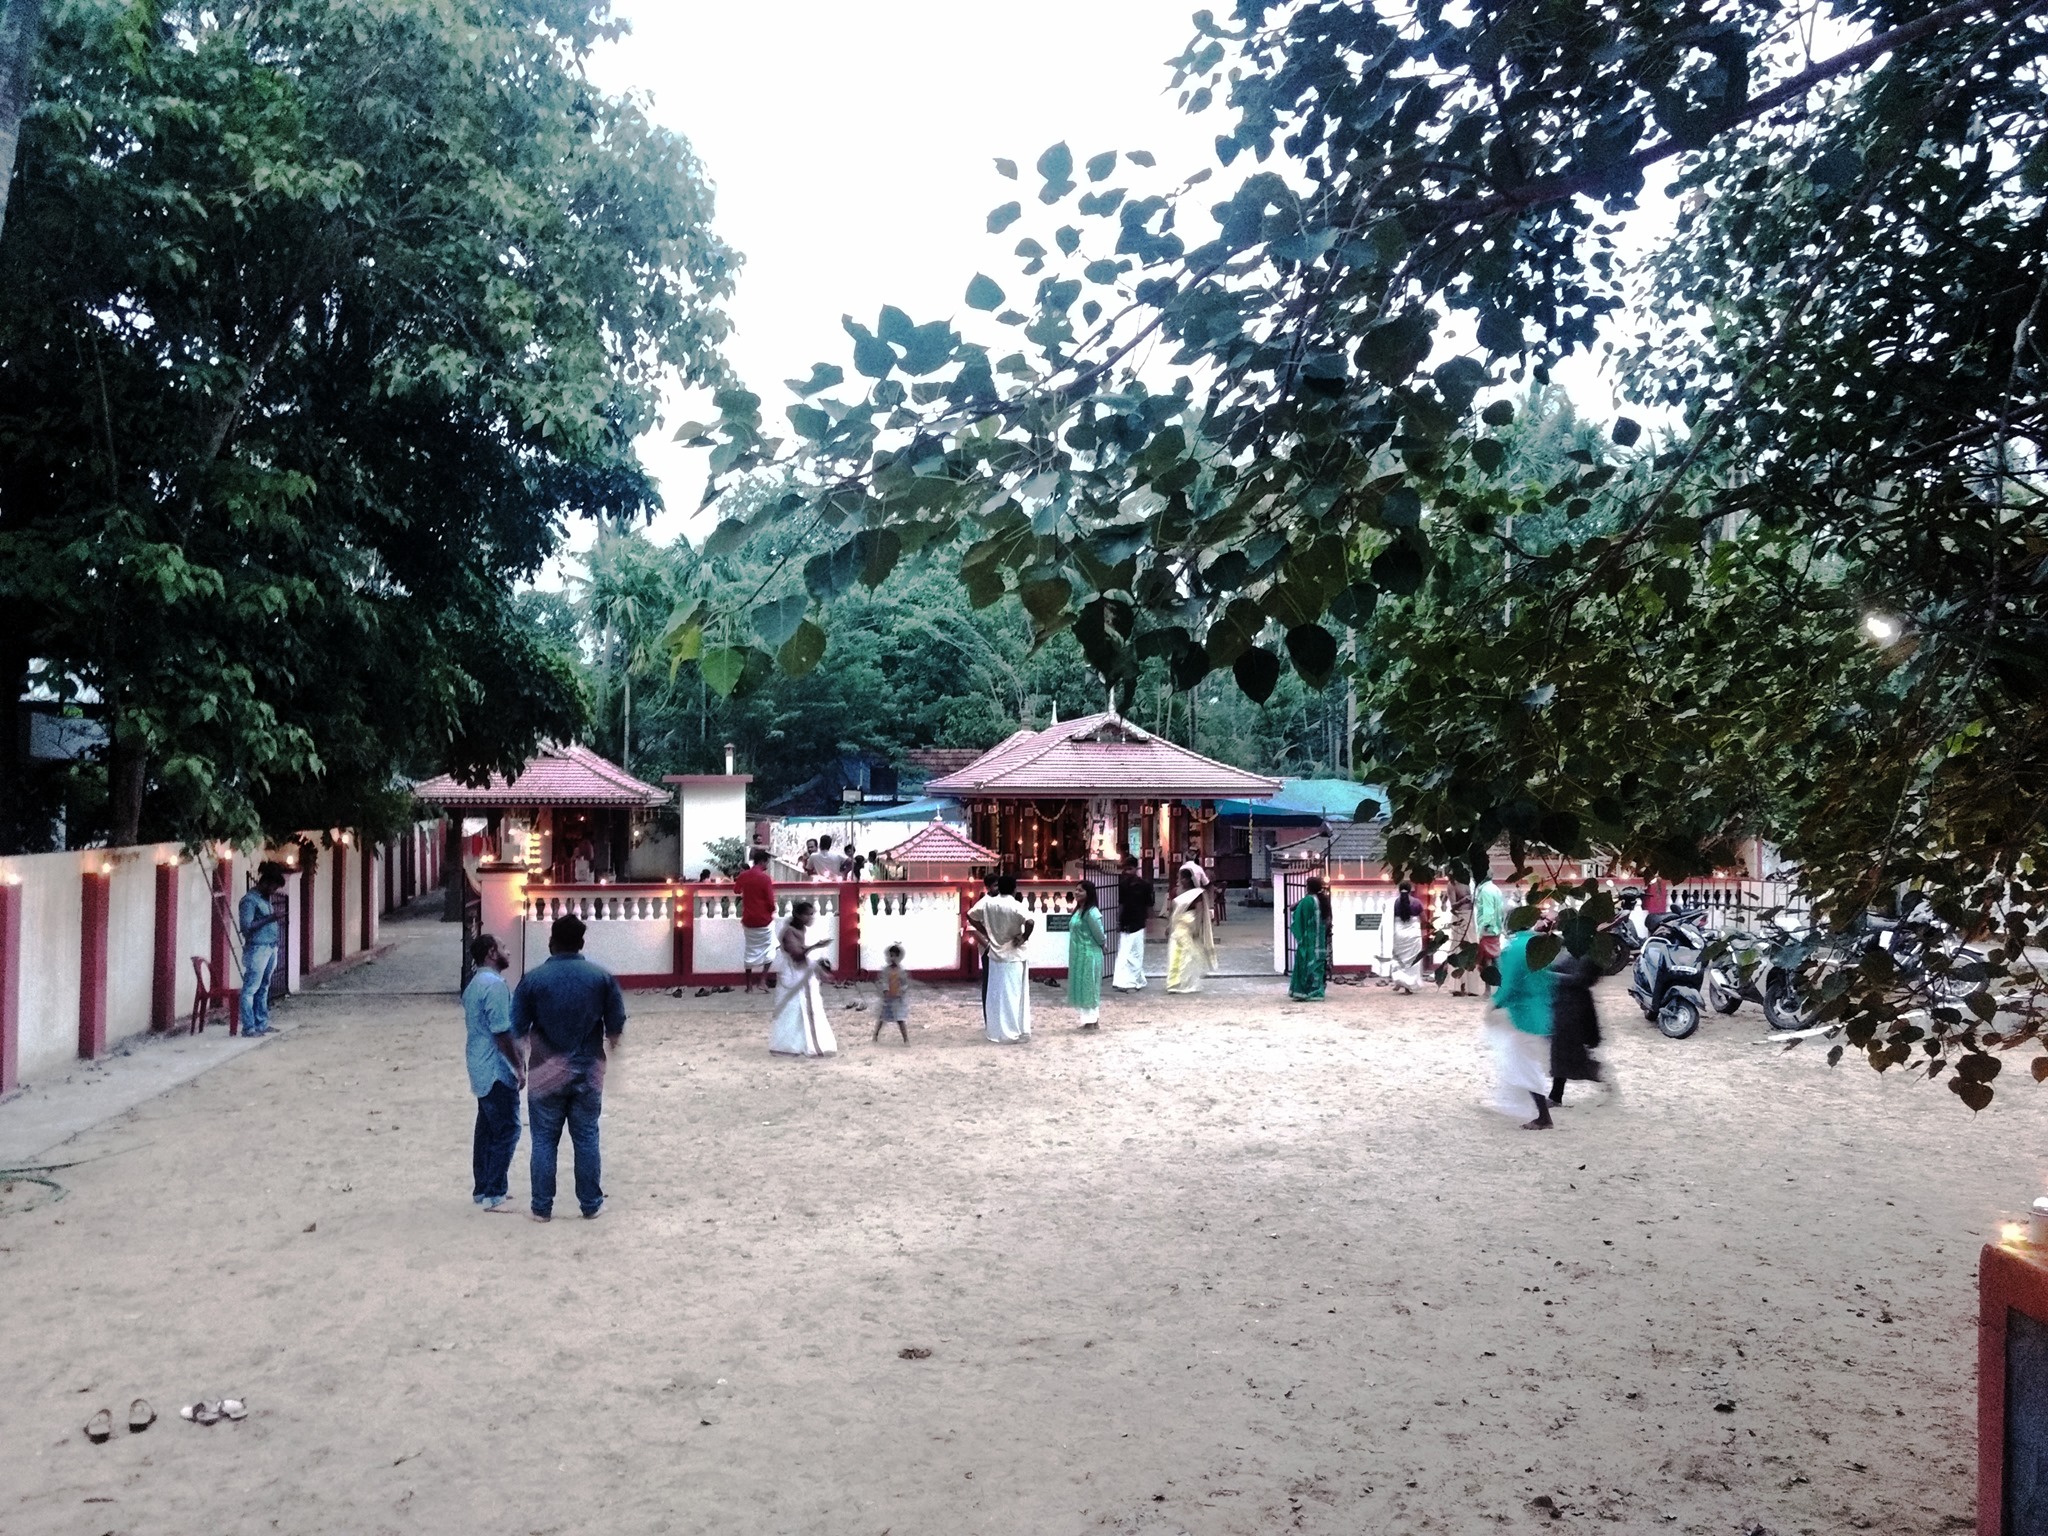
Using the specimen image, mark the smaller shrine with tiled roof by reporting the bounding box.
[886,821,998,876]
[924,711,1277,880]
[415,744,669,885]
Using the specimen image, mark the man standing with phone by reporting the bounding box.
[236,864,287,1037]
[462,933,523,1211]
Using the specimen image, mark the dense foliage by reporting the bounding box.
[541,500,1359,805]
[0,0,733,848]
[681,1,2046,1102]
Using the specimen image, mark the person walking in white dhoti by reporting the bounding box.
[1390,879,1426,992]
[768,900,837,1058]
[1112,854,1152,991]
[967,873,1034,1043]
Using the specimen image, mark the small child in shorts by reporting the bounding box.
[874,944,910,1043]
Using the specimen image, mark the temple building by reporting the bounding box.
[923,711,1279,881]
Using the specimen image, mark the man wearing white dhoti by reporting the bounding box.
[1113,855,1152,991]
[768,900,837,1058]
[967,873,1035,1043]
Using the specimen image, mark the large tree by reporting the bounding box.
[682,1,2047,1099]
[0,0,734,848]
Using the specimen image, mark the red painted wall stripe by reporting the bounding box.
[152,861,178,1030]
[78,869,110,1060]
[0,882,20,1094]
[330,842,347,963]
[210,860,230,1008]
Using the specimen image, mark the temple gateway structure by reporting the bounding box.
[923,711,1279,883]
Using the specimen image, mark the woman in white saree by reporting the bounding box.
[768,900,837,1058]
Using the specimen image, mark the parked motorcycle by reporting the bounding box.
[1626,908,1733,1038]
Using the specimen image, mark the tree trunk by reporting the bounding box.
[0,0,47,243]
[107,724,146,847]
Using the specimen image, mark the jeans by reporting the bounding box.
[240,944,279,1033]
[472,1080,521,1202]
[528,1067,604,1217]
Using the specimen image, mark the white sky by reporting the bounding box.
[575,0,1657,565]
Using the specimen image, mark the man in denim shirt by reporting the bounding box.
[237,864,287,1037]
[511,914,625,1222]
[462,934,523,1211]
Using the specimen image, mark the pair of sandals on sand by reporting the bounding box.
[82,1397,245,1441]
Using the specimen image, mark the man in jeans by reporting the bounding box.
[462,933,523,1211]
[511,914,625,1222]
[237,863,288,1036]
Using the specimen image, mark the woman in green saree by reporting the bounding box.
[1289,875,1329,1000]
[1067,881,1107,1030]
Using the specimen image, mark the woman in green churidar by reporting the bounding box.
[1066,881,1107,1031]
[1488,920,1557,1129]
[1289,874,1329,1001]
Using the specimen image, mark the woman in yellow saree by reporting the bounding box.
[1165,869,1217,993]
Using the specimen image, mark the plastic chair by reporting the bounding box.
[188,957,234,1035]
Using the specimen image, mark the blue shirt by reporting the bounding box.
[239,887,282,949]
[511,954,626,1069]
[462,969,516,1097]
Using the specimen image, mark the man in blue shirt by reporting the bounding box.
[511,915,625,1222]
[237,865,288,1037]
[463,934,523,1211]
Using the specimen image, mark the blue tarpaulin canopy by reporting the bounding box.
[1204,778,1384,823]
[852,796,966,824]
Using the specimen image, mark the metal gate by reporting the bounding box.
[1281,866,1313,969]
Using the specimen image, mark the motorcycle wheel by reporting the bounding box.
[1763,973,1805,1032]
[1656,995,1702,1039]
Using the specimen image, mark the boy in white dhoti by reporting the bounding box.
[967,873,1035,1043]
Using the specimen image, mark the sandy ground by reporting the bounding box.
[0,910,2012,1535]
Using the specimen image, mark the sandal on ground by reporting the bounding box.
[128,1398,156,1433]
[220,1398,247,1420]
[84,1408,113,1443]
[180,1401,222,1425]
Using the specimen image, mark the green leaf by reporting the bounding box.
[1285,624,1338,686]
[1127,150,1155,166]
[1018,575,1073,623]
[994,157,1018,179]
[787,402,830,441]
[1380,486,1422,528]
[1472,438,1507,474]
[1525,933,1561,970]
[1234,645,1281,703]
[1612,416,1642,447]
[1086,150,1117,182]
[1371,541,1427,596]
[855,527,903,588]
[1355,308,1433,383]
[987,201,1023,233]
[702,517,752,559]
[1084,259,1121,285]
[778,619,827,677]
[752,594,807,648]
[1036,142,1073,182]
[965,273,1005,311]
[700,646,746,698]
[785,362,844,398]
[1481,399,1515,427]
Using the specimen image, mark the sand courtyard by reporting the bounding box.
[0,909,2005,1535]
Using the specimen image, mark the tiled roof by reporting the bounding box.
[414,744,671,809]
[888,822,998,864]
[924,711,1280,800]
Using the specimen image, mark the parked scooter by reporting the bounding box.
[1626,908,1732,1038]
